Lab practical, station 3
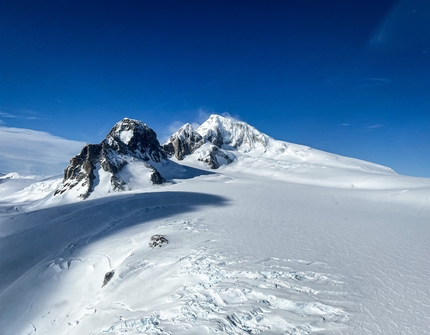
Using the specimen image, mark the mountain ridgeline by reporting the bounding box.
[55,114,394,199]
[55,115,269,198]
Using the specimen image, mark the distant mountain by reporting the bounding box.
[163,114,268,168]
[0,172,38,180]
[163,114,395,174]
[56,115,394,200]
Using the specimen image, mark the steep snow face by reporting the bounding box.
[55,119,166,199]
[181,115,395,175]
[197,114,270,153]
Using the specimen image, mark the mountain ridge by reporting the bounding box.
[55,114,395,200]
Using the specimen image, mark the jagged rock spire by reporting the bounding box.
[55,118,166,199]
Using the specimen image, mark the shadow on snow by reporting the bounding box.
[0,191,229,296]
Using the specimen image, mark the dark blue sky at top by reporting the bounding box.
[1,0,429,177]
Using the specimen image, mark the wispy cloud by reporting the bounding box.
[368,0,430,52]
[367,124,384,129]
[0,112,17,118]
[365,78,393,84]
[196,108,212,123]
[0,127,85,176]
[0,110,43,121]
[353,78,393,90]
[361,124,384,133]
[196,108,241,123]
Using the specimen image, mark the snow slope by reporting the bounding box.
[1,157,429,334]
[169,115,395,176]
[0,116,429,334]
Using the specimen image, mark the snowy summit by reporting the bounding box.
[0,115,429,335]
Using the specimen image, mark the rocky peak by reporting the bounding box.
[106,118,166,162]
[162,123,203,160]
[55,118,166,199]
[162,115,269,169]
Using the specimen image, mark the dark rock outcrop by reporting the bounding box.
[56,115,275,199]
[162,123,204,160]
[197,146,234,169]
[149,234,169,248]
[163,115,267,169]
[102,270,115,287]
[105,118,166,162]
[55,118,166,199]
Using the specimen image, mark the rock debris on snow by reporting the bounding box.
[149,234,169,248]
[102,270,115,287]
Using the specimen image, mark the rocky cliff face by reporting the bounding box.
[162,123,203,160]
[55,118,166,199]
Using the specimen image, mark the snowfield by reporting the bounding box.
[0,122,430,334]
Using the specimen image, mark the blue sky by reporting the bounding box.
[1,0,429,177]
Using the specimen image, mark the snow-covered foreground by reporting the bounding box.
[1,160,430,334]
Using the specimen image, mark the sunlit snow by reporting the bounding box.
[0,119,429,334]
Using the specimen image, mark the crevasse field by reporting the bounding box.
[0,119,429,334]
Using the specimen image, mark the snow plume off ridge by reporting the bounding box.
[1,114,429,334]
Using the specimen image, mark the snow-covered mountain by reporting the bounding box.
[1,115,430,334]
[56,115,395,201]
[163,114,268,168]
[55,118,166,199]
[164,114,395,175]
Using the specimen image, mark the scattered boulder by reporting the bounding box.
[149,234,169,248]
[102,270,115,287]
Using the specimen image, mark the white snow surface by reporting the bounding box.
[119,129,134,145]
[193,115,395,176]
[1,139,430,334]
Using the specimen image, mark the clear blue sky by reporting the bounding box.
[1,0,429,177]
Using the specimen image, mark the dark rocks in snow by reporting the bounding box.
[55,118,166,198]
[198,146,234,169]
[56,114,271,199]
[102,270,115,287]
[149,234,169,248]
[55,143,103,198]
[162,120,234,169]
[150,169,165,185]
[106,118,166,163]
[162,114,267,169]
[162,123,204,160]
